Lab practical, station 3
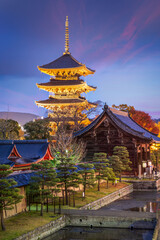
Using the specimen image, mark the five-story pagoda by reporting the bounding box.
[36,16,96,129]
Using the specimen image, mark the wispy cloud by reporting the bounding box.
[86,1,160,69]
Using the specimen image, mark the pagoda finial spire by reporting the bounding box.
[64,16,70,54]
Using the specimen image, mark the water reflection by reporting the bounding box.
[101,191,160,213]
[43,227,153,240]
[127,201,158,213]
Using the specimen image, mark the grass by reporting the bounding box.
[73,182,129,208]
[0,212,60,240]
[0,181,129,240]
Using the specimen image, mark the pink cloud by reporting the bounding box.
[120,1,160,42]
[92,34,103,42]
[87,1,160,69]
[121,17,137,41]
[123,43,152,64]
[145,4,160,25]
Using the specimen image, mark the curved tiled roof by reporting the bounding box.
[36,97,87,105]
[0,157,15,167]
[37,79,96,89]
[39,53,94,72]
[7,171,36,187]
[74,105,160,142]
[15,141,48,159]
[38,79,85,86]
[0,140,50,168]
[114,112,160,142]
[0,142,14,158]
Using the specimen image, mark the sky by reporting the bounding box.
[0,0,160,118]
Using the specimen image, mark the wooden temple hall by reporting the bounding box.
[74,105,160,176]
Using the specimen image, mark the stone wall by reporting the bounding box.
[15,215,66,240]
[124,179,160,191]
[67,212,155,229]
[79,184,133,210]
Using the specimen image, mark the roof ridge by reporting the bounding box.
[74,111,105,137]
[128,114,159,137]
[108,108,146,136]
[69,54,83,66]
[39,54,66,68]
[74,107,151,140]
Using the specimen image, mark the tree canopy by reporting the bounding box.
[93,153,115,191]
[24,119,52,140]
[78,163,95,198]
[30,160,58,216]
[0,165,23,231]
[0,119,20,140]
[112,146,131,181]
[56,157,80,205]
[109,155,124,181]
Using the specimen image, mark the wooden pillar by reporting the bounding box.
[134,147,138,176]
[145,143,148,161]
[138,144,143,177]
[149,144,151,159]
[140,144,142,163]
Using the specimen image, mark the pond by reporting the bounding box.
[43,226,154,240]
[100,191,160,212]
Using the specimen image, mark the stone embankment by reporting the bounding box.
[124,179,160,191]
[15,215,66,240]
[79,184,133,210]
[64,209,156,229]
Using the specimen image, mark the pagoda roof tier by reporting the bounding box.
[36,97,96,110]
[36,79,96,94]
[38,53,95,77]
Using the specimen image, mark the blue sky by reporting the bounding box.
[0,0,160,118]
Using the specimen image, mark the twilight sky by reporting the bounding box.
[0,0,160,118]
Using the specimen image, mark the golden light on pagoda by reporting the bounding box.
[36,16,97,127]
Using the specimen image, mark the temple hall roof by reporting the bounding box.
[74,105,160,143]
[111,108,160,142]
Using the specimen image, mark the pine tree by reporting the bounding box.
[109,155,124,182]
[112,146,132,181]
[93,153,115,191]
[0,165,23,231]
[78,163,95,198]
[56,157,80,205]
[30,160,58,216]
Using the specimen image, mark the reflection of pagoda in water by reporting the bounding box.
[36,16,96,125]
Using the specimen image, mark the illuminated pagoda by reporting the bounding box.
[36,16,96,128]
